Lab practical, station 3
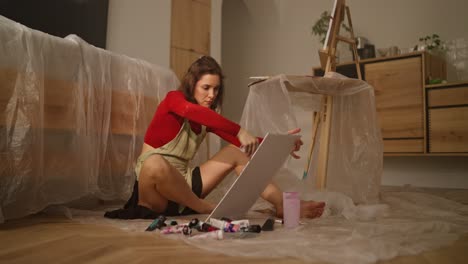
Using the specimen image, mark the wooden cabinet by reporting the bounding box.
[314,51,467,155]
[427,82,468,153]
[366,57,424,149]
[365,56,425,153]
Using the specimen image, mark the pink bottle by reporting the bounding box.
[283,192,300,228]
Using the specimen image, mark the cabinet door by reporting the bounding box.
[427,86,468,153]
[429,107,468,153]
[365,57,424,152]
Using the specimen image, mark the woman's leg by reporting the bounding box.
[198,144,248,197]
[138,154,215,214]
[199,145,325,218]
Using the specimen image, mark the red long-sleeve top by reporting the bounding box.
[144,90,247,148]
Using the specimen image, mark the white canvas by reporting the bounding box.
[205,133,300,221]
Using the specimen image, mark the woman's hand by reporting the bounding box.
[237,128,259,157]
[288,128,303,159]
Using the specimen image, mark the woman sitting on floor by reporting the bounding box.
[105,56,325,219]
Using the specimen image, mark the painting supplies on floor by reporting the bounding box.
[158,217,263,240]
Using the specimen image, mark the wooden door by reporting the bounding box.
[171,0,210,81]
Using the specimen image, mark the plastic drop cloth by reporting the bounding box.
[0,15,183,222]
[65,186,468,264]
[241,73,383,204]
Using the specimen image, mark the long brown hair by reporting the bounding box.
[178,56,224,110]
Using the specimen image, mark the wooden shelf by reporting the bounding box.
[313,51,468,155]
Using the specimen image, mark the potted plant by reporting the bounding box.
[311,11,350,45]
[418,34,447,55]
[311,11,354,62]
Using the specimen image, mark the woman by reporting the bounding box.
[106,56,324,219]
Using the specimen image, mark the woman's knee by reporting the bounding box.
[223,144,249,163]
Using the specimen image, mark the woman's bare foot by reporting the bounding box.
[300,200,325,218]
[275,200,325,219]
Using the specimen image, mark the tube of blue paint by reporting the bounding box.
[145,215,167,231]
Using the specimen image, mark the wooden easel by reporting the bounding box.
[303,0,362,189]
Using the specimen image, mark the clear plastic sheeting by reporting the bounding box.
[67,186,468,264]
[0,16,180,222]
[181,188,468,264]
[241,73,383,204]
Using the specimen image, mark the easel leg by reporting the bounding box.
[315,95,333,189]
[309,0,361,190]
[303,111,320,179]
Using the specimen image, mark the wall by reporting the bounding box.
[106,0,222,71]
[222,0,468,188]
[106,0,171,68]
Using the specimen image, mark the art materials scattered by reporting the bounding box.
[162,216,266,240]
[167,220,178,226]
[145,215,167,231]
[160,225,185,235]
[240,224,262,233]
[231,219,250,228]
[188,218,199,229]
[187,218,219,232]
[209,218,240,232]
[189,230,224,240]
[261,218,275,231]
[182,225,192,236]
[199,222,218,232]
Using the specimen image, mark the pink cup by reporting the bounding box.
[283,192,300,228]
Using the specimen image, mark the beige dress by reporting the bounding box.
[134,118,206,191]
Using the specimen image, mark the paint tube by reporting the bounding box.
[145,215,167,231]
[209,218,240,232]
[165,219,178,226]
[199,222,218,232]
[231,219,250,229]
[209,218,229,229]
[189,230,224,240]
[274,219,284,224]
[187,218,218,232]
[188,218,199,228]
[182,225,192,236]
[240,224,262,233]
[160,225,185,235]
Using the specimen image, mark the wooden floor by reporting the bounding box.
[1,188,468,264]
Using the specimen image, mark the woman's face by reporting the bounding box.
[193,74,220,108]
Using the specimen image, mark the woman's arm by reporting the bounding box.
[208,128,263,147]
[166,91,240,135]
[165,91,263,155]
